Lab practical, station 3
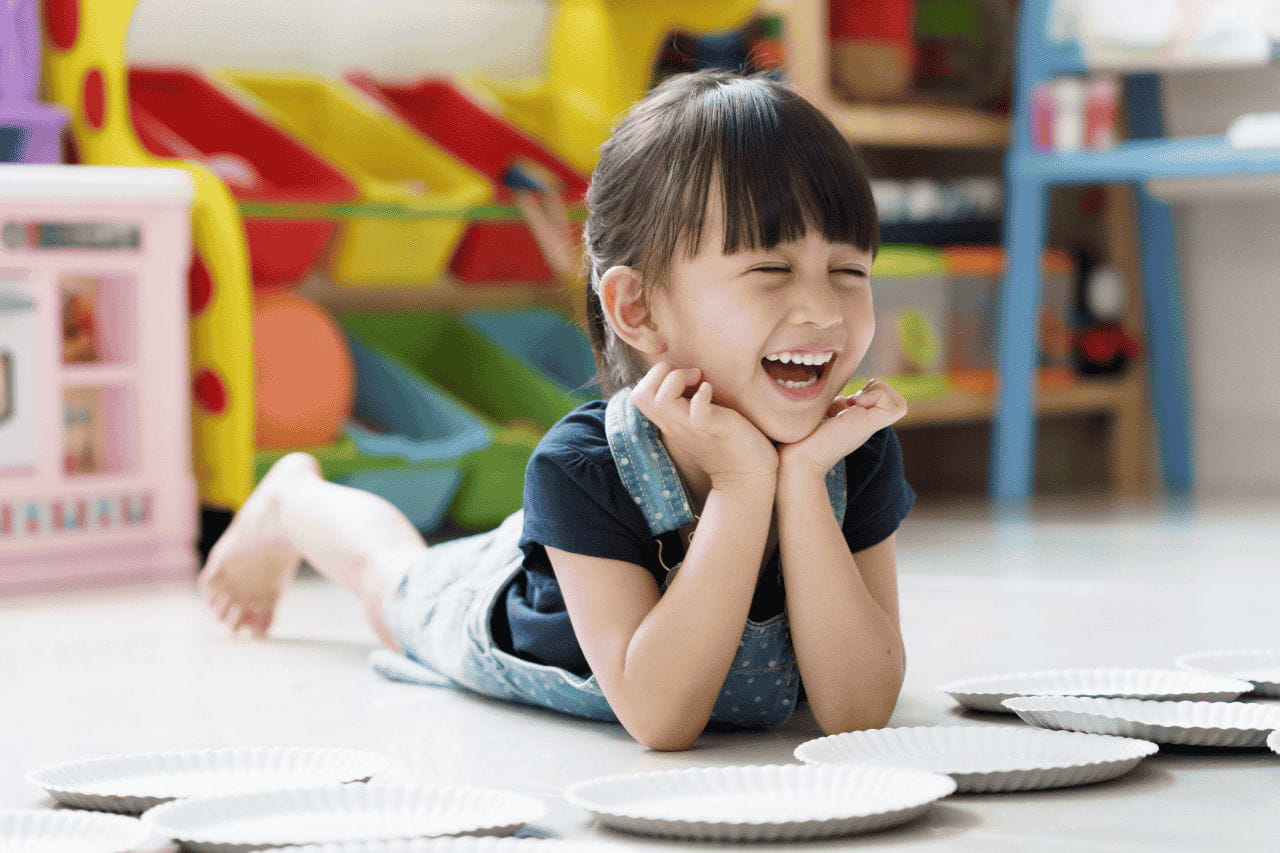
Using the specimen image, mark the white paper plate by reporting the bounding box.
[564,764,955,842]
[1176,649,1280,697]
[140,785,547,853]
[939,668,1253,713]
[1003,696,1280,747]
[1268,730,1280,755]
[0,808,158,853]
[794,725,1158,793]
[27,747,391,815]
[266,840,609,853]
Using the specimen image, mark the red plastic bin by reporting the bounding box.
[347,74,588,283]
[128,66,359,289]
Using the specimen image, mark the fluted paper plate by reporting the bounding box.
[267,840,609,853]
[564,764,955,842]
[0,808,158,853]
[939,668,1253,713]
[1004,696,1280,747]
[140,784,547,853]
[1176,649,1280,697]
[794,725,1158,793]
[27,747,390,815]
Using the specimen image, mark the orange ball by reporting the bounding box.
[252,292,355,449]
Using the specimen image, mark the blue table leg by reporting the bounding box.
[991,175,1049,504]
[1133,184,1195,496]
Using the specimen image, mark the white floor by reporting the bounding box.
[3,496,1279,851]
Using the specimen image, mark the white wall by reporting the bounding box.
[125,0,551,80]
[1163,67,1280,495]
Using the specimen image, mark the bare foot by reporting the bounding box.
[198,453,319,637]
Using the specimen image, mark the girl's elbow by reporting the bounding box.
[815,703,895,736]
[624,716,702,751]
[634,727,700,752]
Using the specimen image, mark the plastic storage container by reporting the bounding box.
[852,245,950,399]
[341,311,581,530]
[460,307,600,404]
[127,66,358,289]
[219,71,490,287]
[346,74,588,283]
[943,246,1076,393]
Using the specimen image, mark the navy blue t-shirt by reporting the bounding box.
[494,400,915,677]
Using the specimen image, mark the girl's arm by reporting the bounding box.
[548,472,775,751]
[775,461,905,735]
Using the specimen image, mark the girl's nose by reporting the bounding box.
[789,277,844,329]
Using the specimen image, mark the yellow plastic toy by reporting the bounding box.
[42,0,256,510]
[217,71,491,288]
[482,0,759,173]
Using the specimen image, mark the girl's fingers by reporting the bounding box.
[689,381,713,428]
[656,366,701,405]
[632,362,672,404]
[854,390,885,408]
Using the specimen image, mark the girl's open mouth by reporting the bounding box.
[761,355,832,390]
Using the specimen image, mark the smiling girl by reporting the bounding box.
[200,69,913,751]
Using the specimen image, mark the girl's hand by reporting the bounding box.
[777,379,908,477]
[630,362,778,489]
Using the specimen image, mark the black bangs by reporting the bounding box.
[653,75,879,269]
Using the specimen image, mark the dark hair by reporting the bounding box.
[581,69,879,395]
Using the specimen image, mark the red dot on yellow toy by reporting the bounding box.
[252,292,354,449]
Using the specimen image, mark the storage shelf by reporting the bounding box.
[900,375,1139,429]
[823,100,1010,149]
[1014,135,1280,184]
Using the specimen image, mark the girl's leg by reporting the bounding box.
[198,453,424,649]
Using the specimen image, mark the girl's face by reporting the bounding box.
[645,200,875,445]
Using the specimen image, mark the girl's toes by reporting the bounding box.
[244,608,273,638]
[222,602,243,630]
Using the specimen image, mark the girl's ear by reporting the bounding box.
[599,265,667,355]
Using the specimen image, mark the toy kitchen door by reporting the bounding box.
[0,276,38,473]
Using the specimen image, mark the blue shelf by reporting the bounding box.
[1013,136,1280,184]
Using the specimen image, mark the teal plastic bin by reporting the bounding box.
[342,312,556,530]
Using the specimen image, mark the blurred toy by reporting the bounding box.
[914,0,1013,109]
[252,292,355,449]
[0,0,68,163]
[829,0,917,101]
[60,276,99,362]
[1073,259,1141,376]
[747,16,787,75]
[63,387,103,474]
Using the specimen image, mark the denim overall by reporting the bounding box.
[375,387,848,729]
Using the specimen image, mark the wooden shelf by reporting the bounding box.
[823,100,1009,149]
[900,375,1141,429]
[299,271,577,317]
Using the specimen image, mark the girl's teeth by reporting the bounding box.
[775,375,819,389]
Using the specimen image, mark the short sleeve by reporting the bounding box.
[520,441,650,568]
[840,427,915,553]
